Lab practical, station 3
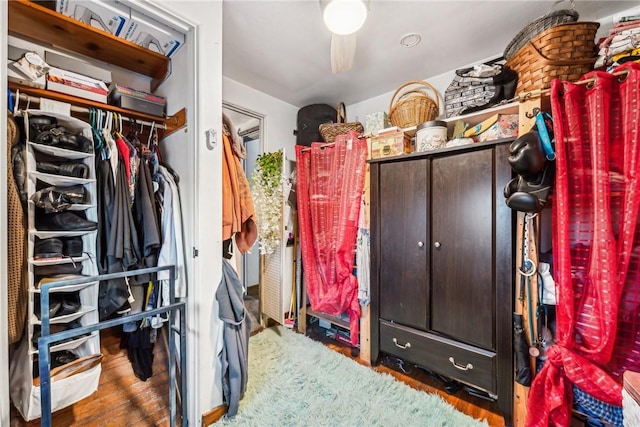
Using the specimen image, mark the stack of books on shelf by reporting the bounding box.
[46,67,109,104]
[108,84,166,117]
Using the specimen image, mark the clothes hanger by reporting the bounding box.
[89,108,106,158]
[8,89,14,113]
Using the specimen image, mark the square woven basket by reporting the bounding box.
[505,21,600,95]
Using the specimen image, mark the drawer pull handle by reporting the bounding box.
[392,338,411,349]
[449,357,473,371]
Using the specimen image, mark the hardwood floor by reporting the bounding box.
[10,327,179,427]
[10,320,503,427]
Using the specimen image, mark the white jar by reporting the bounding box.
[416,120,448,152]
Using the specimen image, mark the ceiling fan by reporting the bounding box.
[321,0,369,73]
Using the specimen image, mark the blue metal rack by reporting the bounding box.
[36,265,187,427]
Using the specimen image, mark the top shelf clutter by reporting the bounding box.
[8,0,170,86]
[401,101,521,137]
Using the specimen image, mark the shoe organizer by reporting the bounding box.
[10,109,102,421]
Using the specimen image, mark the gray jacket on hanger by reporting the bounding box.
[216,259,252,417]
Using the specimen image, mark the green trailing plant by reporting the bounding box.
[251,149,283,255]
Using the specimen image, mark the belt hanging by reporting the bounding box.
[519,213,539,357]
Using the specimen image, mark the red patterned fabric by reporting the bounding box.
[295,131,367,345]
[527,62,640,426]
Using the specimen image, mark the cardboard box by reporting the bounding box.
[108,84,166,117]
[56,0,131,36]
[47,67,109,103]
[464,113,519,142]
[364,112,390,136]
[45,51,112,84]
[123,9,184,57]
[369,131,411,159]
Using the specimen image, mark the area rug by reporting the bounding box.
[215,326,488,426]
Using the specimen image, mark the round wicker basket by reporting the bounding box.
[505,21,600,95]
[388,80,440,129]
[504,8,579,61]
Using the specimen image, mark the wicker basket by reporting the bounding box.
[504,7,579,61]
[505,21,600,95]
[388,80,440,129]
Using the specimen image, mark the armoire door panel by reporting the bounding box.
[379,159,429,329]
[430,149,495,350]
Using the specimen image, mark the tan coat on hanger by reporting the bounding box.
[7,111,27,345]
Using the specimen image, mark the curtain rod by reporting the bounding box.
[517,68,631,100]
[11,92,167,130]
[238,125,259,138]
[300,142,335,153]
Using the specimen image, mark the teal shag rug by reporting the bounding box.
[215,326,489,427]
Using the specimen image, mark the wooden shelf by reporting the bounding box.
[8,0,170,87]
[307,308,350,330]
[10,82,186,139]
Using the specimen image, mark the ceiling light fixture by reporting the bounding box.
[400,33,422,48]
[321,0,368,36]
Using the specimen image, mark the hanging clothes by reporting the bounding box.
[157,165,187,298]
[7,111,27,345]
[216,259,251,417]
[526,62,640,426]
[98,157,141,319]
[132,159,161,281]
[222,132,257,253]
[295,131,367,346]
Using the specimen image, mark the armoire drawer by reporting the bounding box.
[379,319,496,394]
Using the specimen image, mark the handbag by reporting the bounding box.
[444,57,518,118]
[319,102,364,143]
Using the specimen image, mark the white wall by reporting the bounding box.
[346,52,502,123]
[223,76,298,161]
[222,76,299,321]
[347,6,636,121]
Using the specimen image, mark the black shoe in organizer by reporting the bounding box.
[32,319,87,347]
[34,291,81,320]
[35,209,97,232]
[36,161,90,179]
[34,236,84,259]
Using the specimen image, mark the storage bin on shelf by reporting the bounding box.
[505,21,600,94]
[369,128,411,159]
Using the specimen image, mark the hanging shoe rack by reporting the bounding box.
[36,266,187,427]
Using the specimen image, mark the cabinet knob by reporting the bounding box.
[434,241,441,248]
[417,241,424,248]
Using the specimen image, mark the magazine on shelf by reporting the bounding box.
[46,67,109,104]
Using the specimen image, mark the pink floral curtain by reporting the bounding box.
[295,131,367,345]
[527,62,640,426]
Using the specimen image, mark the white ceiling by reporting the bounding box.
[222,0,637,108]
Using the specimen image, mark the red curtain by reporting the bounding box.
[527,62,640,426]
[295,131,367,345]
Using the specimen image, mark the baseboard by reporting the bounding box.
[202,404,228,426]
